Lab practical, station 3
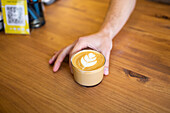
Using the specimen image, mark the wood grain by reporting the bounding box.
[0,0,170,113]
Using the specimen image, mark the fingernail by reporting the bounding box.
[53,66,58,72]
[49,56,55,64]
[49,59,52,64]
[104,68,109,75]
[53,68,57,72]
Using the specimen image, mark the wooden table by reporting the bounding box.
[0,0,170,113]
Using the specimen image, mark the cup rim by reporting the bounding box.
[71,49,106,72]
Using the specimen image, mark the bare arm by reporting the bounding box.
[101,0,136,40]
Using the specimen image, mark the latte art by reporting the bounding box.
[81,53,97,68]
[72,50,105,71]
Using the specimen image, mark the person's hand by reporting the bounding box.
[49,32,113,75]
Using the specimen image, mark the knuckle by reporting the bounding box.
[57,60,62,64]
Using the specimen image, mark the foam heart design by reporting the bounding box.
[81,53,97,68]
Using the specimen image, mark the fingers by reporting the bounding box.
[49,50,62,65]
[53,44,75,72]
[102,50,111,75]
[53,50,67,72]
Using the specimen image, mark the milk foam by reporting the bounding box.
[81,53,97,68]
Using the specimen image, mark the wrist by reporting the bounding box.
[98,28,114,40]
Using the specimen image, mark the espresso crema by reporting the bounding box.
[72,50,105,71]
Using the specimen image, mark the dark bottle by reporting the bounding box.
[28,0,45,29]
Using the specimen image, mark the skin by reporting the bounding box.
[49,0,136,75]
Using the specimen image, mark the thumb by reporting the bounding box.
[102,51,111,75]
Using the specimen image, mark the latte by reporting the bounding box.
[72,50,105,71]
[71,50,105,87]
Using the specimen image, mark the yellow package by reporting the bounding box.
[1,0,30,34]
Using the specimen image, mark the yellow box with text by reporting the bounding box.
[1,0,30,34]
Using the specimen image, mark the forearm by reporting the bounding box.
[100,0,136,40]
